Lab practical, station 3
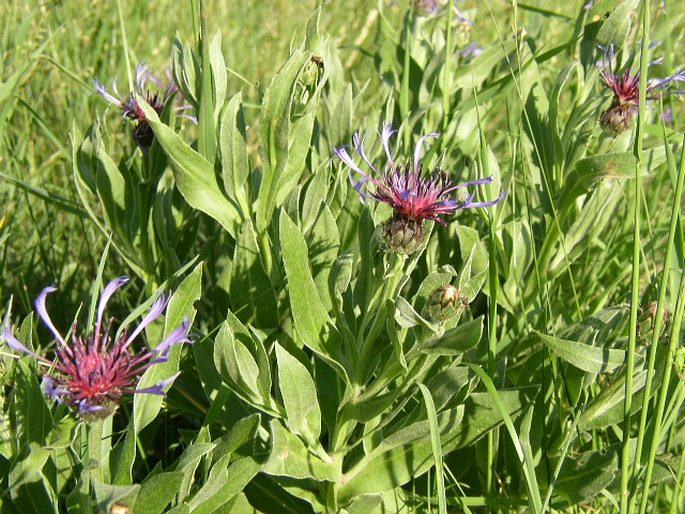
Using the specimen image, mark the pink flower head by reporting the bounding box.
[596,44,685,134]
[3,277,192,419]
[94,63,194,150]
[333,124,504,226]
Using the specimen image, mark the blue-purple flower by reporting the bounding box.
[334,124,504,253]
[94,63,193,149]
[2,277,191,419]
[597,45,685,134]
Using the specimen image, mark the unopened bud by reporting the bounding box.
[110,503,132,514]
[427,284,468,322]
[378,216,426,255]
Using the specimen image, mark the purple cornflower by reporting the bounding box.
[2,277,192,419]
[597,44,685,134]
[334,124,504,253]
[94,63,193,150]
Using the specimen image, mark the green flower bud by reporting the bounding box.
[378,215,426,255]
[427,284,468,322]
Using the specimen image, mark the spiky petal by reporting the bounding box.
[334,124,504,253]
[2,277,192,420]
[333,124,504,225]
[94,63,194,149]
[596,44,685,134]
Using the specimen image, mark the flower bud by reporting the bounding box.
[378,216,426,255]
[427,284,468,322]
[110,503,132,514]
[600,103,635,135]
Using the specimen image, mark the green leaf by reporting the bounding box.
[308,204,340,312]
[594,0,638,48]
[275,342,322,444]
[12,360,52,446]
[137,98,242,236]
[92,482,140,514]
[256,48,310,231]
[176,442,217,500]
[453,39,517,89]
[8,445,57,513]
[230,220,278,327]
[134,471,185,514]
[554,443,619,506]
[338,388,534,503]
[394,296,438,331]
[537,331,625,373]
[172,36,198,106]
[213,321,264,407]
[278,211,348,379]
[560,152,638,204]
[263,419,336,482]
[418,384,447,514]
[579,369,648,431]
[211,413,261,463]
[344,494,383,514]
[186,454,261,514]
[420,317,484,355]
[136,263,202,428]
[219,92,251,217]
[456,225,488,277]
[426,364,473,412]
[412,265,457,313]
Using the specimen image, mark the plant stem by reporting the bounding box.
[636,136,685,514]
[621,2,649,512]
[442,0,454,134]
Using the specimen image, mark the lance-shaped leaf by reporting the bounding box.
[263,419,336,482]
[133,471,185,514]
[337,388,534,503]
[137,97,242,237]
[279,211,349,379]
[275,342,322,444]
[420,317,484,355]
[185,454,261,514]
[256,48,313,231]
[537,331,625,373]
[219,92,251,217]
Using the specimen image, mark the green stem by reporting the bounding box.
[400,6,413,147]
[668,385,685,514]
[636,137,685,514]
[442,0,454,133]
[87,418,105,484]
[355,254,406,384]
[622,2,649,512]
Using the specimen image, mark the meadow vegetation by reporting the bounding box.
[1,0,684,512]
